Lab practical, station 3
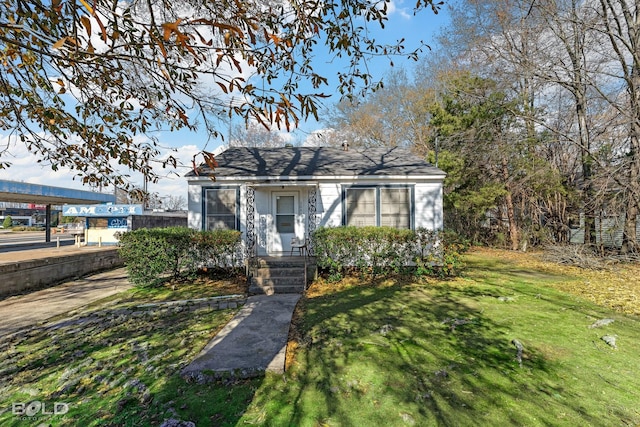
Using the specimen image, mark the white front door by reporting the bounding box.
[269,192,297,255]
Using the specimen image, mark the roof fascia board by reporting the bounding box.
[188,174,445,184]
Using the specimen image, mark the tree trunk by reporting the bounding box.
[620,0,640,254]
[570,54,595,246]
[622,117,640,253]
[622,193,639,253]
[502,157,519,250]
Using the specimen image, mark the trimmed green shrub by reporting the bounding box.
[118,227,242,286]
[2,216,12,229]
[192,229,244,269]
[313,226,467,280]
[10,226,47,231]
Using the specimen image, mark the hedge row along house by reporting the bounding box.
[186,146,446,258]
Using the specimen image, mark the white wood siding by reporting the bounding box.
[316,180,444,231]
[190,178,444,236]
[187,183,202,229]
[317,183,343,227]
[415,182,444,230]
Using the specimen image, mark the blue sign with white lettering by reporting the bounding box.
[62,204,143,217]
[108,217,128,228]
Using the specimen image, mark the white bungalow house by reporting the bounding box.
[187,146,445,257]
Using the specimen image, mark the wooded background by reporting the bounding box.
[314,0,640,254]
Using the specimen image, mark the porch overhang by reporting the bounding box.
[245,181,319,188]
[188,174,446,185]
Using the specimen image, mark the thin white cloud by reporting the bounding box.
[0,133,209,199]
[0,134,81,188]
[379,0,412,20]
[398,9,412,20]
[386,1,397,15]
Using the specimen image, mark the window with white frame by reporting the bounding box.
[205,188,238,230]
[344,186,412,229]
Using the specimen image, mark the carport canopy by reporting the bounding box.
[0,180,115,205]
[0,180,116,242]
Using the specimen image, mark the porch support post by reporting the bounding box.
[246,186,255,258]
[308,186,318,255]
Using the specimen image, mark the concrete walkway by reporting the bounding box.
[0,268,133,337]
[182,294,301,378]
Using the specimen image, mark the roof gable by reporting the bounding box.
[186,146,444,179]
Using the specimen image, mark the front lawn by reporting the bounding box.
[0,274,254,426]
[1,249,638,426]
[243,248,640,426]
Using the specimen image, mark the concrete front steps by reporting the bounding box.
[248,257,316,295]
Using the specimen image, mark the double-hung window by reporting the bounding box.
[204,188,238,230]
[344,186,412,229]
[380,188,411,228]
[345,188,377,227]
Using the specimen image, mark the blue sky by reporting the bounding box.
[0,1,449,199]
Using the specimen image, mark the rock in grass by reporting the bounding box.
[378,324,394,335]
[400,412,416,425]
[434,369,448,379]
[441,318,472,331]
[159,420,195,427]
[589,319,615,329]
[512,339,524,367]
[601,335,618,349]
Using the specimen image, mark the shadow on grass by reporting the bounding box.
[0,303,258,427]
[463,251,578,284]
[245,276,607,426]
[459,255,614,322]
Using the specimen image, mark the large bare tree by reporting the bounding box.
[532,0,604,245]
[229,121,289,148]
[595,0,640,252]
[436,0,575,248]
[438,0,638,250]
[323,68,435,150]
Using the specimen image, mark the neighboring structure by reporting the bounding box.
[62,204,188,245]
[187,146,445,257]
[62,204,144,245]
[130,211,188,230]
[0,180,115,242]
[569,213,640,248]
[0,206,59,227]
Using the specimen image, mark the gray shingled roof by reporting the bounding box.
[186,146,444,179]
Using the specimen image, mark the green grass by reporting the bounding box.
[242,252,640,426]
[1,252,639,426]
[0,277,255,427]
